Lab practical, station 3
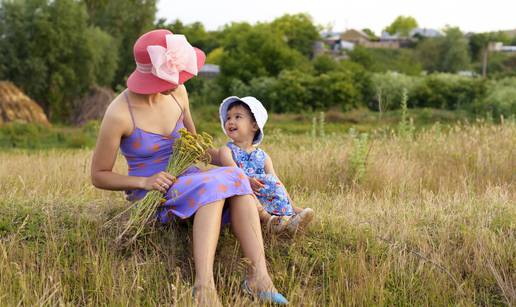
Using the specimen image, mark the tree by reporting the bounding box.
[384,16,418,36]
[83,0,157,88]
[270,13,321,57]
[441,27,471,73]
[416,27,470,73]
[469,31,511,62]
[362,28,378,40]
[159,19,221,54]
[0,0,118,121]
[218,22,309,91]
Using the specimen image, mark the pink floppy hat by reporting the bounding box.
[127,29,206,94]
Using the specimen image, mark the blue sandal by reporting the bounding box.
[242,279,289,305]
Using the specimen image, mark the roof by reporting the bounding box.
[200,64,220,74]
[410,28,443,38]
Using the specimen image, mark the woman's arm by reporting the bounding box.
[175,85,224,166]
[90,101,174,193]
[219,146,238,167]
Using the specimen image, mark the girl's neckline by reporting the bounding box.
[230,141,258,154]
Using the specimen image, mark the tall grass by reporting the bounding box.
[0,121,514,305]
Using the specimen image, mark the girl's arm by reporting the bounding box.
[90,99,175,194]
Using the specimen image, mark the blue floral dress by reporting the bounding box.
[227,142,294,216]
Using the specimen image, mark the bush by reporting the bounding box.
[472,77,516,117]
[370,72,421,111]
[411,73,487,110]
[0,122,97,149]
[187,77,225,107]
[347,47,422,75]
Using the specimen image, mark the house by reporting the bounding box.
[340,29,370,44]
[489,42,516,53]
[340,29,400,49]
[409,28,443,38]
[199,64,220,79]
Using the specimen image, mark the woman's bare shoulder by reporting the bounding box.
[173,85,189,105]
[101,92,133,135]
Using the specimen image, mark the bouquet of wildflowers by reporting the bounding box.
[114,128,213,243]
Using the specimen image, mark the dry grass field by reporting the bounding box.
[0,121,514,306]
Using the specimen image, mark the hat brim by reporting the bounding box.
[127,47,206,94]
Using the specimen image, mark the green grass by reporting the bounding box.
[0,108,479,150]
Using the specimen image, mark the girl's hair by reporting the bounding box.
[227,101,260,143]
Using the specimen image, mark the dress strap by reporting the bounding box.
[170,94,184,115]
[124,91,136,129]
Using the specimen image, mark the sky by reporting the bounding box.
[157,0,516,34]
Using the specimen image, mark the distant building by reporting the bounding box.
[340,29,370,44]
[409,28,443,38]
[340,29,400,49]
[488,42,516,53]
[501,46,516,52]
[199,64,220,79]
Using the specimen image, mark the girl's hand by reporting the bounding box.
[142,171,176,193]
[248,177,265,195]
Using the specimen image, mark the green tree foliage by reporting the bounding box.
[270,13,321,57]
[468,31,511,60]
[218,22,310,90]
[0,0,117,121]
[313,54,338,74]
[371,72,421,111]
[472,52,516,78]
[472,77,516,117]
[411,73,487,110]
[206,47,224,65]
[83,0,157,88]
[158,19,221,54]
[226,62,372,113]
[416,27,470,73]
[384,16,418,36]
[361,28,378,40]
[348,46,422,75]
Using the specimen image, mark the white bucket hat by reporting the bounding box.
[219,96,268,145]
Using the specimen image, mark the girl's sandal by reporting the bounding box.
[266,215,289,234]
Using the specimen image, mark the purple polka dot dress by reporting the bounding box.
[119,92,253,224]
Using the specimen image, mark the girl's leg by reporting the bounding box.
[228,194,278,292]
[293,206,303,214]
[192,200,225,305]
[257,202,272,223]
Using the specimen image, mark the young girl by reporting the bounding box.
[218,96,314,234]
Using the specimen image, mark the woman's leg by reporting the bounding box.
[228,194,278,292]
[192,200,224,292]
[256,200,272,223]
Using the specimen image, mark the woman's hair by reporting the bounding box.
[227,101,260,142]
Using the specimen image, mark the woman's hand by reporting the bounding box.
[248,177,265,196]
[141,171,176,193]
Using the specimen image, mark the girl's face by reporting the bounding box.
[224,105,258,143]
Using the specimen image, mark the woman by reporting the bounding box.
[90,29,288,305]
